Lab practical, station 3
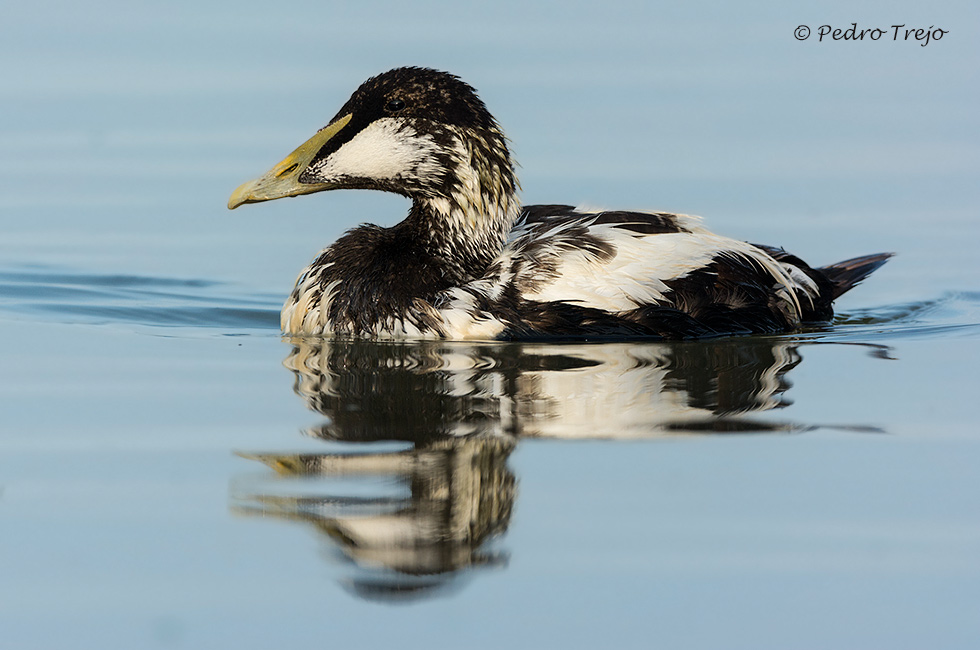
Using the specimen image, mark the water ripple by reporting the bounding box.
[0,265,281,332]
[2,264,977,338]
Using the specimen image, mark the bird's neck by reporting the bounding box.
[409,155,521,284]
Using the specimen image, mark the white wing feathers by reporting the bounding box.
[504,212,816,318]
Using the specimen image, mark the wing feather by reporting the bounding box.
[501,209,809,320]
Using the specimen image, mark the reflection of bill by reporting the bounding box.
[233,338,877,601]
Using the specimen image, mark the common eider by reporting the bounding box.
[229,67,890,340]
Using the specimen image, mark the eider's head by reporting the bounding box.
[228,67,518,218]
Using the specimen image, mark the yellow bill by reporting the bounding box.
[228,114,353,209]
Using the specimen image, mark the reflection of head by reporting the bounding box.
[236,433,516,602]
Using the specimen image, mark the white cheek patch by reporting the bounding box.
[311,118,441,182]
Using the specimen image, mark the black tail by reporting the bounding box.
[818,253,893,300]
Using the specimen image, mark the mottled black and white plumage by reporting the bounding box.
[229,67,891,340]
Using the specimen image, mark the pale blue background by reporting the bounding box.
[1,1,979,648]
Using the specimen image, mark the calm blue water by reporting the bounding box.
[2,1,979,648]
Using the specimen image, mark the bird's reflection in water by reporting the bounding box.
[233,336,864,601]
[237,432,515,601]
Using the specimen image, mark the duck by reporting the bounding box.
[228,67,891,340]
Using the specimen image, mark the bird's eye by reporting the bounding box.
[384,98,406,112]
